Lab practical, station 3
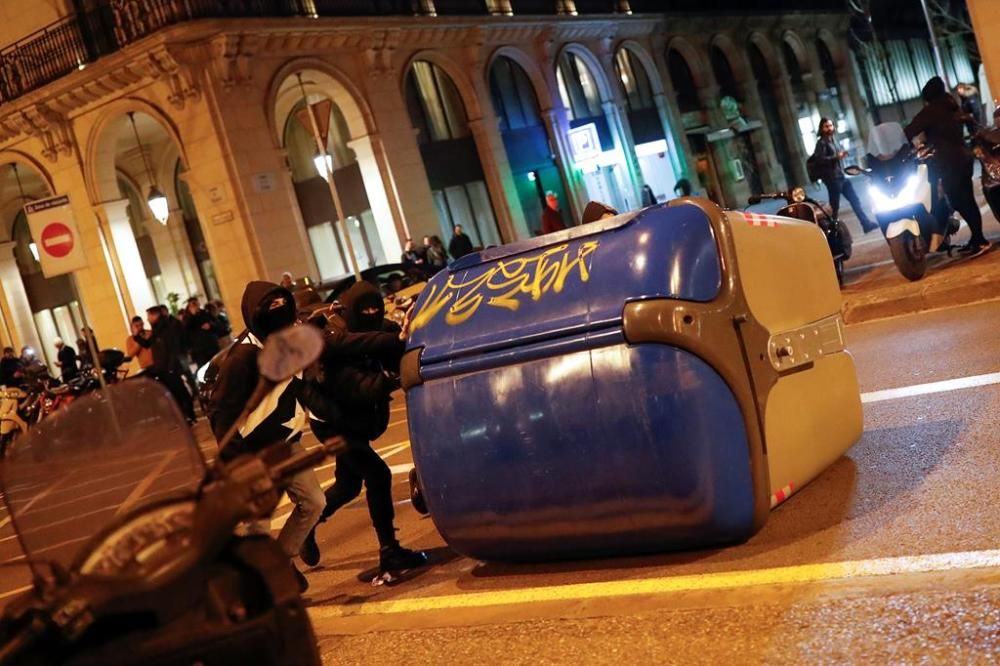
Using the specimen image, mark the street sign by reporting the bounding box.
[24,194,88,278]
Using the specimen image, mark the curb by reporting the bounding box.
[842,273,1000,324]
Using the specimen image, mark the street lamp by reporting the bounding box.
[313,152,332,181]
[127,111,170,225]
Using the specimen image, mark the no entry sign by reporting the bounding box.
[24,195,88,277]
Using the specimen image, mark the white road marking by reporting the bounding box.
[0,585,31,601]
[861,371,1000,404]
[116,451,179,515]
[308,548,1000,619]
[0,473,70,530]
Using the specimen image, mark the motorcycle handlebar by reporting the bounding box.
[0,616,47,666]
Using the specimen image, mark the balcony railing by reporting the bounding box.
[0,0,633,106]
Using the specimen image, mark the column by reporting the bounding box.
[145,214,189,299]
[362,73,441,244]
[772,78,811,187]
[0,241,42,354]
[166,210,204,298]
[652,91,691,185]
[837,64,872,155]
[542,107,585,224]
[602,99,644,211]
[737,80,781,193]
[102,199,156,316]
[348,133,404,261]
[468,117,526,243]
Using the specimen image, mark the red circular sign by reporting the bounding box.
[40,222,74,259]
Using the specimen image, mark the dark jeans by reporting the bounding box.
[320,437,396,547]
[941,160,986,245]
[825,178,875,231]
[149,369,195,421]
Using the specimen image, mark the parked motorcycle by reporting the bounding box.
[843,122,958,281]
[0,325,336,665]
[0,388,29,455]
[748,186,853,285]
[973,125,1000,222]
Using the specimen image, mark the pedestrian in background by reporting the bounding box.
[184,297,221,368]
[280,272,295,290]
[205,301,232,345]
[423,235,447,272]
[906,76,990,256]
[448,224,474,260]
[641,184,656,207]
[541,190,565,235]
[0,348,23,387]
[811,118,878,233]
[673,178,692,198]
[134,305,195,423]
[125,316,154,370]
[401,238,426,275]
[54,338,78,383]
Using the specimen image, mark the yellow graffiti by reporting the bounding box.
[410,240,600,331]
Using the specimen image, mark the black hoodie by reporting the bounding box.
[310,282,405,442]
[905,76,971,169]
[209,281,305,460]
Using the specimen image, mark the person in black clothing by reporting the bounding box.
[905,77,990,256]
[0,348,22,387]
[401,238,427,275]
[54,338,78,383]
[448,224,474,261]
[207,281,334,592]
[133,305,196,422]
[299,281,426,576]
[183,297,222,368]
[812,118,878,233]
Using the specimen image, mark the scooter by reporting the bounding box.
[0,387,29,455]
[0,325,337,665]
[843,123,960,281]
[748,186,853,285]
[973,125,1000,221]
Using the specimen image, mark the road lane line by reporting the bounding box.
[861,371,1000,404]
[0,585,31,601]
[308,548,1000,620]
[0,472,71,530]
[116,451,179,515]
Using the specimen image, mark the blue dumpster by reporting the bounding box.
[402,199,862,562]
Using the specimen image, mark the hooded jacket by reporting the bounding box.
[905,76,971,169]
[209,281,315,461]
[310,282,405,442]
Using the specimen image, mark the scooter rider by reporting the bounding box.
[905,76,990,257]
[208,280,333,592]
[299,282,426,577]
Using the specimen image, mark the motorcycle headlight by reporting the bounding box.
[791,186,806,203]
[869,175,921,214]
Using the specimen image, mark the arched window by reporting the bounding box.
[710,47,740,102]
[489,56,542,131]
[816,39,839,90]
[667,50,700,114]
[557,51,602,121]
[405,61,470,144]
[748,43,795,189]
[283,98,356,183]
[615,48,655,113]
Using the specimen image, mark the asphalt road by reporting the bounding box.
[1,300,999,662]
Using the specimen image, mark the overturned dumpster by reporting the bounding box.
[401,199,863,562]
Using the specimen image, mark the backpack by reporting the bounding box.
[805,152,823,184]
[199,330,248,419]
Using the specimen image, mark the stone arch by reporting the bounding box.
[556,42,615,103]
[708,33,750,84]
[615,40,665,96]
[816,29,847,71]
[266,57,377,149]
[664,36,708,90]
[781,30,815,75]
[746,32,782,80]
[84,97,188,206]
[487,45,556,111]
[0,152,54,240]
[402,50,483,120]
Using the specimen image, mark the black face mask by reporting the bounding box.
[254,294,295,339]
[351,295,385,332]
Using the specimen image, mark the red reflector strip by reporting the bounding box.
[770,481,796,508]
[744,212,780,228]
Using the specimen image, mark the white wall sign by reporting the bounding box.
[568,123,601,163]
[252,172,277,193]
[24,194,88,278]
[208,185,225,204]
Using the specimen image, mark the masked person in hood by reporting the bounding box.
[905,76,990,257]
[299,281,426,580]
[208,281,334,592]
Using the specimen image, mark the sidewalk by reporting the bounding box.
[747,179,1000,323]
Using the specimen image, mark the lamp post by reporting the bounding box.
[919,0,950,88]
[295,73,361,281]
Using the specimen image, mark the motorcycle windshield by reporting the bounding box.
[0,379,205,579]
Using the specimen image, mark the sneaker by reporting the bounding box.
[299,527,320,567]
[378,543,428,574]
[861,221,879,234]
[959,240,991,257]
[291,563,309,594]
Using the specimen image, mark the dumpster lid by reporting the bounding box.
[408,203,723,367]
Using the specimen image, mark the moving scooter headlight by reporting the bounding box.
[790,186,806,203]
[869,175,921,214]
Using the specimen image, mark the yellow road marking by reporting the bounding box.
[308,549,1000,619]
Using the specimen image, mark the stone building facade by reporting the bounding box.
[0,2,865,371]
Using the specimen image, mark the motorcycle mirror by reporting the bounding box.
[844,165,865,176]
[258,324,324,382]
